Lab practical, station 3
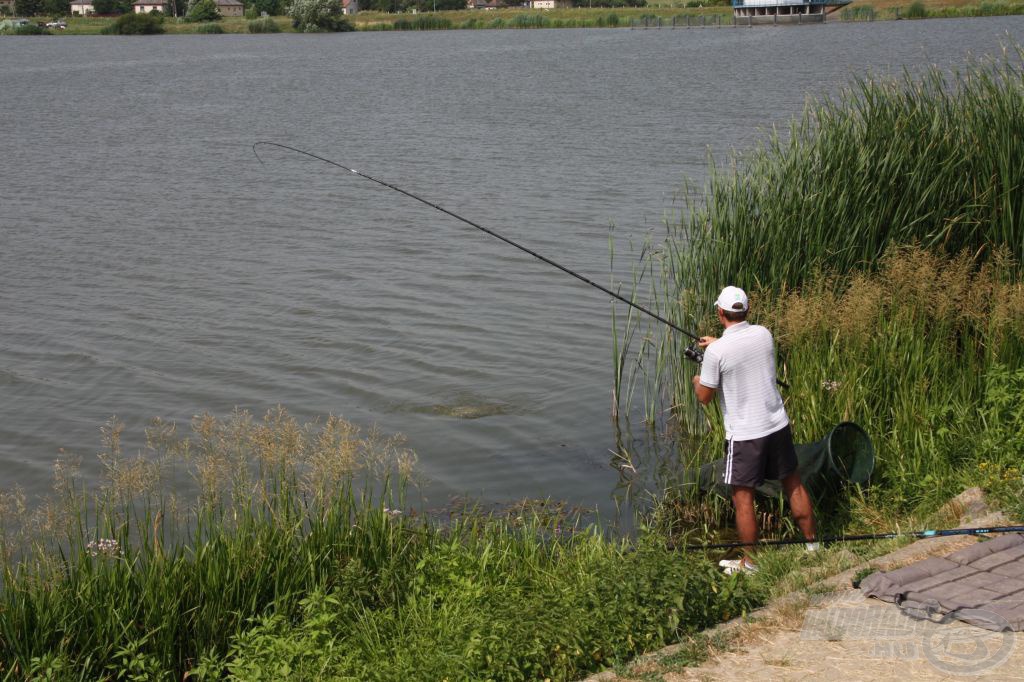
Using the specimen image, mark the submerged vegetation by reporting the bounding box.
[616,48,1024,534]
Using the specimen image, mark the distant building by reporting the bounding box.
[213,0,243,15]
[466,0,503,7]
[132,0,167,11]
[0,0,16,15]
[342,0,357,13]
[70,0,95,13]
[529,0,570,7]
[731,0,851,23]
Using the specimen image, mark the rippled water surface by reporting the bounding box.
[2,18,1022,513]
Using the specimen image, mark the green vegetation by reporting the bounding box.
[13,0,68,16]
[616,49,1024,536]
[840,4,876,19]
[100,11,165,32]
[288,0,353,31]
[193,19,224,30]
[0,409,761,680]
[924,0,1024,16]
[247,15,281,30]
[186,0,221,21]
[1,21,50,33]
[392,13,452,28]
[905,0,927,15]
[9,0,1024,33]
[92,0,132,14]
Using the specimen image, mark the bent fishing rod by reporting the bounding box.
[252,142,708,354]
[677,524,1024,551]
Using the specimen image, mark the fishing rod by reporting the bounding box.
[677,524,1024,551]
[251,141,706,354]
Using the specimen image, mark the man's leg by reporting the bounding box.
[731,485,757,564]
[781,472,816,541]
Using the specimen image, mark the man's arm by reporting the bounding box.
[692,375,716,405]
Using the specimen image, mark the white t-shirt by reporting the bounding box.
[698,321,788,440]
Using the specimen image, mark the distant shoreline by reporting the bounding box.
[4,2,1024,35]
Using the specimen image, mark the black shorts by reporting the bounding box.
[722,424,798,489]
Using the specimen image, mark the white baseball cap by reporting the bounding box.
[715,286,749,312]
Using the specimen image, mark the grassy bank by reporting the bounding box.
[0,409,762,680]
[617,47,1024,535]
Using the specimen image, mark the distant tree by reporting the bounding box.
[92,0,132,13]
[248,0,283,14]
[359,0,406,11]
[905,0,927,17]
[187,0,221,19]
[42,0,70,14]
[101,10,164,29]
[14,0,45,15]
[577,0,645,6]
[288,0,352,30]
[411,0,462,10]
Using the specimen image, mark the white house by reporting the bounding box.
[529,0,571,7]
[132,0,167,11]
[342,0,357,13]
[70,0,95,13]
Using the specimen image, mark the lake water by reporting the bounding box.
[2,18,1022,517]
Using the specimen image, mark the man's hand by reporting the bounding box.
[692,374,716,406]
[698,335,717,349]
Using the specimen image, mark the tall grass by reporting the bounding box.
[840,5,876,20]
[927,0,1024,16]
[675,52,1024,310]
[614,49,1024,527]
[392,14,452,29]
[758,246,1024,511]
[0,409,759,680]
[247,16,282,32]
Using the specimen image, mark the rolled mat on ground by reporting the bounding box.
[860,533,1024,632]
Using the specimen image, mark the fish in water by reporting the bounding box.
[430,403,509,419]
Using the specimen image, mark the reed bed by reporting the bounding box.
[614,49,1024,529]
[0,409,759,680]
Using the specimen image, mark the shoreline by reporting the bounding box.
[3,2,1023,35]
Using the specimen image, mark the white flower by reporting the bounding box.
[86,538,121,558]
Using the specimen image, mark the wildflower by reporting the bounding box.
[382,507,402,518]
[821,379,842,393]
[86,538,121,558]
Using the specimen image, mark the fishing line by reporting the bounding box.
[252,141,701,345]
[677,524,1024,551]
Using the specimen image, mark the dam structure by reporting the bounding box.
[732,0,853,23]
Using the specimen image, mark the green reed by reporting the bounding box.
[677,51,1024,305]
[392,14,453,30]
[756,246,1024,512]
[0,409,759,680]
[613,49,1024,527]
[927,0,1024,16]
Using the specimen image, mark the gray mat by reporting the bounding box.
[860,533,1024,631]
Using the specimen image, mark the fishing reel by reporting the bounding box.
[683,343,704,364]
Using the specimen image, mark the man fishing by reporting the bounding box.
[692,286,817,574]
